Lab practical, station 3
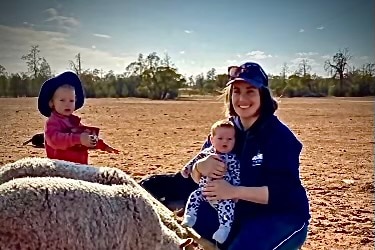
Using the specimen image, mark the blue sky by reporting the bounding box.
[0,0,373,77]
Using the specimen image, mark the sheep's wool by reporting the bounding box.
[0,157,215,250]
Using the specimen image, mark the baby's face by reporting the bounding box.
[211,127,235,154]
[50,86,75,116]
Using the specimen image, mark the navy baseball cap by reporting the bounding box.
[227,62,268,88]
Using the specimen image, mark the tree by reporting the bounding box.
[0,65,7,96]
[39,58,52,79]
[298,59,312,77]
[324,48,352,95]
[195,73,205,92]
[125,53,145,77]
[0,65,6,76]
[206,68,216,81]
[215,74,228,89]
[297,59,314,93]
[69,53,82,75]
[21,45,43,79]
[161,53,174,68]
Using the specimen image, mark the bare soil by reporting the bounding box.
[0,97,373,249]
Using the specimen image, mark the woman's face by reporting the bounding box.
[231,81,261,120]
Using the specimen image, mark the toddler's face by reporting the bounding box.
[210,127,235,154]
[49,86,76,116]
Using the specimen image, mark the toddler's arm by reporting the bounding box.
[45,119,81,150]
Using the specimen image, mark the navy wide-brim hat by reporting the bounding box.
[38,70,85,117]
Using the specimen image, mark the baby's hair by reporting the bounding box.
[51,84,75,99]
[210,119,235,136]
[58,84,75,90]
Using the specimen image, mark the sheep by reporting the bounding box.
[0,157,216,250]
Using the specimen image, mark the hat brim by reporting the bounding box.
[226,77,264,88]
[38,71,85,117]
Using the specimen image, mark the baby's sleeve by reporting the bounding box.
[181,149,210,178]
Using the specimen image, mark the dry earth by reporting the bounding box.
[0,96,373,249]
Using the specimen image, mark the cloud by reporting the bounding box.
[246,50,272,60]
[296,52,318,56]
[0,25,135,75]
[290,57,317,65]
[23,22,35,28]
[44,8,58,17]
[175,59,186,65]
[44,8,80,32]
[316,26,325,30]
[226,59,237,64]
[179,51,185,54]
[184,30,193,34]
[91,45,96,49]
[299,29,305,32]
[93,33,111,39]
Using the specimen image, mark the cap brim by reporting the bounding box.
[226,77,263,88]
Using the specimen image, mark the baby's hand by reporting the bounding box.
[80,133,97,148]
[180,169,190,178]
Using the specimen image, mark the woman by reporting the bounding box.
[189,62,310,250]
[140,61,310,249]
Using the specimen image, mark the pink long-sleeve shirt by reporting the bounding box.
[44,111,108,164]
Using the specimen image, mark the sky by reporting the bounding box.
[0,0,374,78]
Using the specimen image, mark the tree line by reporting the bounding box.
[0,45,373,99]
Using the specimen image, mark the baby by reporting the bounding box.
[37,71,119,164]
[180,119,240,244]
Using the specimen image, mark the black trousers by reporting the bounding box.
[139,172,198,211]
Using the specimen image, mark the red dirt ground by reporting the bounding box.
[0,97,373,249]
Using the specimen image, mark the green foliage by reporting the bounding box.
[0,46,374,98]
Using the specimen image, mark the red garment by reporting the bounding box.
[44,111,109,164]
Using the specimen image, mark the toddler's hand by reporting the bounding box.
[80,133,97,148]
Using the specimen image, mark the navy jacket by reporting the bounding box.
[202,115,310,222]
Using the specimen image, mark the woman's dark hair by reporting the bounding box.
[259,87,278,116]
[222,84,278,117]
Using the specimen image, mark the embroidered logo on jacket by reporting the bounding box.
[251,152,263,167]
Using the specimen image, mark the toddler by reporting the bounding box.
[37,71,119,164]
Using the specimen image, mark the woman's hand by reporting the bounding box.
[196,154,227,179]
[203,179,238,201]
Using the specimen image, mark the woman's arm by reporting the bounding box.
[203,179,269,204]
[233,134,302,206]
[233,186,269,204]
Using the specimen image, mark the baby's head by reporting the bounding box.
[49,84,76,116]
[38,71,85,117]
[210,120,236,154]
